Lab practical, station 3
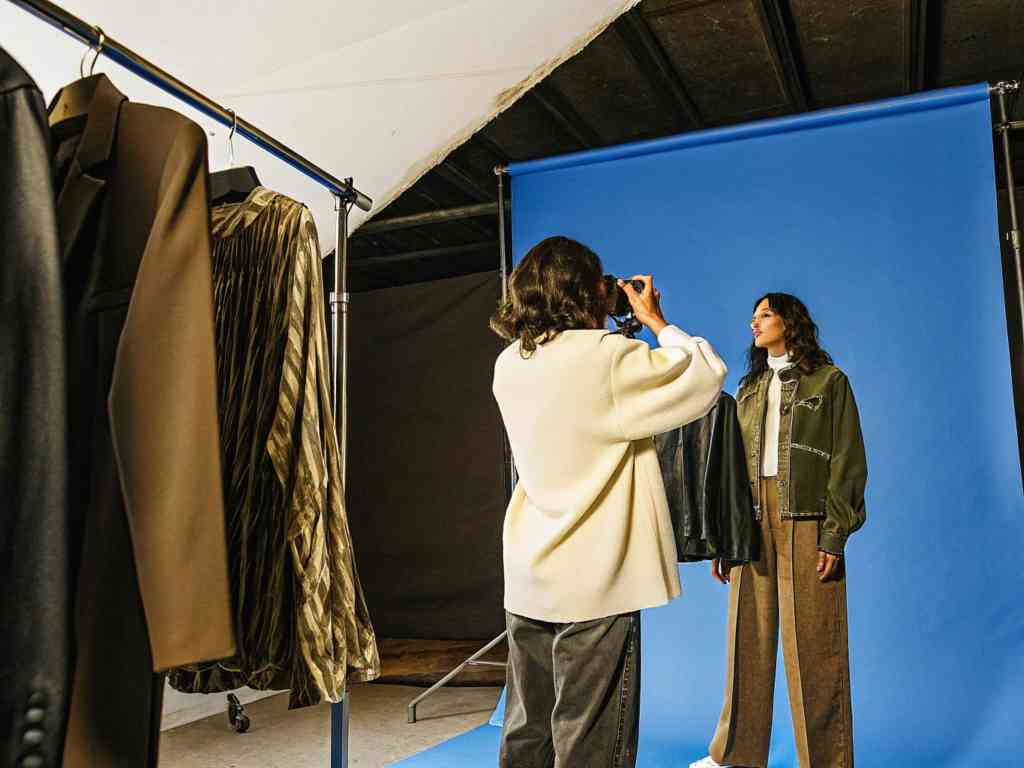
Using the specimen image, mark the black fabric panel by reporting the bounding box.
[343,271,508,639]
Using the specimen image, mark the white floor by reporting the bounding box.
[159,683,502,768]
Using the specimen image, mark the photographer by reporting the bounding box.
[490,236,727,768]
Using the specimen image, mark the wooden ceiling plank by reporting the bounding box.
[756,0,811,111]
[528,81,603,149]
[615,7,703,129]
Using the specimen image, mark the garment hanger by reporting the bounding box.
[48,28,105,133]
[209,109,261,206]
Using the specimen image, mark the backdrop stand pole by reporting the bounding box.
[330,185,355,768]
[496,166,518,492]
[993,80,1024,493]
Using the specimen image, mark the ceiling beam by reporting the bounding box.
[354,203,501,236]
[906,0,929,92]
[410,185,497,241]
[431,159,492,202]
[471,133,510,166]
[644,0,721,18]
[613,7,703,130]
[756,0,811,112]
[528,81,603,149]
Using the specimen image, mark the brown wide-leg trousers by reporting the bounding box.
[709,478,854,768]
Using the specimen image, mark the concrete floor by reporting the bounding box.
[159,684,502,768]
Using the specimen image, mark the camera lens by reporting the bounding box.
[602,275,634,317]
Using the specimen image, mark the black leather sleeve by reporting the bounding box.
[0,48,70,767]
[714,394,759,564]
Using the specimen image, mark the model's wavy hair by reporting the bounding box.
[740,292,833,388]
[490,236,606,357]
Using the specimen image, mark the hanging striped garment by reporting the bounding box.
[168,186,380,708]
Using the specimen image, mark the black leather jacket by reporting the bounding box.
[0,48,70,768]
[655,393,759,564]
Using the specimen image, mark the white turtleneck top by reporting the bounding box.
[761,351,792,477]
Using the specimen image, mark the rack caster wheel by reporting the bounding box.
[226,693,250,733]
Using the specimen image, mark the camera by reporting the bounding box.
[602,275,646,338]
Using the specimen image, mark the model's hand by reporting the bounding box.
[712,558,732,584]
[618,275,667,335]
[817,551,842,582]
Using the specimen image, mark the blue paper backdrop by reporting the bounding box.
[498,84,1023,768]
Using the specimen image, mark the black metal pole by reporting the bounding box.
[328,187,353,768]
[995,80,1024,493]
[7,0,372,211]
[997,83,1023,259]
[495,166,517,495]
[496,167,509,302]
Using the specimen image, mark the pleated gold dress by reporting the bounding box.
[169,187,380,707]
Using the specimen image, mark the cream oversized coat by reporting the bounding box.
[493,326,727,622]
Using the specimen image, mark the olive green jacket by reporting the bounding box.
[736,363,867,553]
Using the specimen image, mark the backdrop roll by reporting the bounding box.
[503,83,1023,767]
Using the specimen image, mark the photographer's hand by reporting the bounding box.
[619,275,668,335]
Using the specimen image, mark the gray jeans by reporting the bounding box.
[499,611,641,768]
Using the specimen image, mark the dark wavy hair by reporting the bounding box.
[490,236,606,357]
[740,292,833,388]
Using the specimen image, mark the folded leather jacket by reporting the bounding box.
[654,392,759,564]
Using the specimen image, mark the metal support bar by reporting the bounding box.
[329,191,352,768]
[995,81,1023,254]
[331,193,351,493]
[407,632,509,724]
[994,81,1024,494]
[355,203,501,236]
[495,167,518,492]
[8,0,370,210]
[330,693,350,768]
[496,168,509,302]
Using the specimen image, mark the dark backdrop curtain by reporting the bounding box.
[335,270,508,639]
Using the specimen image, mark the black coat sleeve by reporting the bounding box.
[714,394,759,564]
[0,50,70,766]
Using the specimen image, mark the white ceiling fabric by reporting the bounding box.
[1,0,639,246]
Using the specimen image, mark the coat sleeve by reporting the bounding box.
[608,327,727,442]
[107,121,235,670]
[818,372,868,554]
[0,74,70,768]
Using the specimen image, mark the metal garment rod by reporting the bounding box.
[8,0,371,211]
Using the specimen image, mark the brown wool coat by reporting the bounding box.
[50,74,234,768]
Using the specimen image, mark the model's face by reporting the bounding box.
[751,299,785,349]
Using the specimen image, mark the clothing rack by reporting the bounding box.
[7,1,367,766]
